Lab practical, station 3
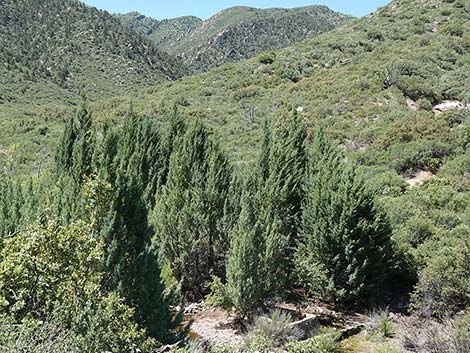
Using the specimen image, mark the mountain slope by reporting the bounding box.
[104,0,469,168]
[0,0,186,101]
[118,6,351,72]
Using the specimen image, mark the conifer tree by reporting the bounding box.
[101,173,149,296]
[55,105,95,182]
[258,117,271,182]
[227,176,264,316]
[259,112,307,294]
[154,120,232,298]
[298,130,392,303]
[100,172,176,341]
[72,105,94,181]
[55,113,77,177]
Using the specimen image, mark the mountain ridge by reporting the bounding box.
[117,5,352,72]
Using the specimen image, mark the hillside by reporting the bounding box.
[0,0,189,174]
[118,6,351,72]
[116,12,203,51]
[104,0,469,168]
[98,1,470,322]
[0,0,186,101]
[1,0,470,351]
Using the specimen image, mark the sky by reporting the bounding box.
[81,0,392,20]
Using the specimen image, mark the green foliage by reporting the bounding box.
[0,221,156,352]
[411,229,470,318]
[373,343,402,353]
[258,51,277,65]
[0,221,102,319]
[154,120,232,299]
[453,313,470,353]
[258,112,307,295]
[367,308,394,338]
[205,276,233,310]
[285,334,341,353]
[55,105,94,182]
[244,330,278,353]
[250,309,303,346]
[298,131,392,304]
[227,177,264,316]
[120,6,350,73]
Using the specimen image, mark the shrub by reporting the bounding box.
[293,250,330,300]
[249,309,303,347]
[205,276,233,310]
[244,330,277,353]
[286,334,340,353]
[374,343,402,353]
[258,51,277,65]
[417,98,433,111]
[396,76,442,103]
[453,314,470,353]
[367,308,394,338]
[400,315,470,353]
[411,238,470,318]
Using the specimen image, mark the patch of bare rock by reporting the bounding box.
[405,170,434,187]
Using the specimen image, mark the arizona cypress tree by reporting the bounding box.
[72,105,94,181]
[55,113,77,177]
[259,112,307,294]
[154,120,232,298]
[258,117,271,182]
[100,172,176,341]
[227,176,264,316]
[101,173,149,296]
[298,130,392,303]
[55,105,95,182]
[134,242,181,343]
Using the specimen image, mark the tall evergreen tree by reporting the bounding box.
[154,120,232,299]
[298,130,392,303]
[259,112,307,294]
[227,176,264,316]
[55,105,95,182]
[100,172,176,341]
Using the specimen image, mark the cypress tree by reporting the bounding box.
[227,176,264,316]
[259,112,307,294]
[72,105,94,181]
[101,173,149,296]
[154,121,232,299]
[55,104,95,182]
[55,113,77,177]
[100,172,176,341]
[298,130,392,303]
[258,117,271,182]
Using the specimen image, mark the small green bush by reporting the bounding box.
[244,331,277,353]
[411,237,470,318]
[250,309,303,347]
[286,334,340,353]
[258,51,277,65]
[374,343,402,353]
[453,313,470,353]
[417,98,433,111]
[205,276,233,310]
[367,308,394,338]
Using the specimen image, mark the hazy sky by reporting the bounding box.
[82,0,392,19]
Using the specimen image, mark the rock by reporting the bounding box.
[405,170,434,187]
[433,100,468,115]
[406,97,418,111]
[289,315,319,339]
[184,301,205,315]
[338,323,365,340]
